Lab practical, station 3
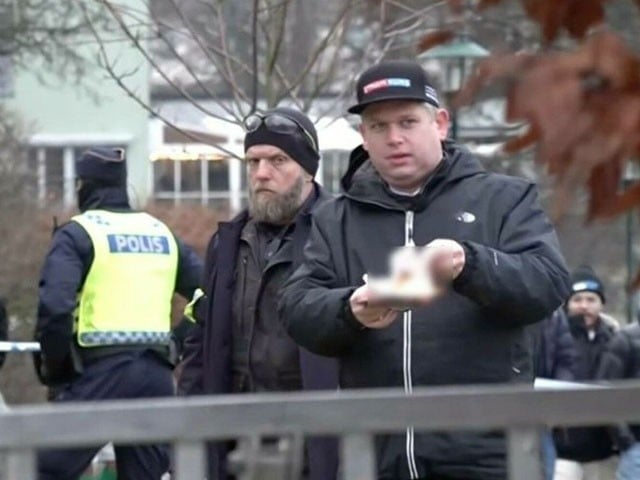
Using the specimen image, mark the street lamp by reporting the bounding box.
[418,37,489,140]
[623,162,640,323]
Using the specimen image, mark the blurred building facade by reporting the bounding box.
[1,0,151,209]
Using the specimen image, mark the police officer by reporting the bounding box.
[35,147,202,480]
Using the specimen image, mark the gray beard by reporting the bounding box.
[248,175,305,225]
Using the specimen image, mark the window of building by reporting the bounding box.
[28,144,124,208]
[0,56,13,98]
[208,160,230,191]
[180,160,202,193]
[0,1,14,98]
[154,159,175,193]
[321,150,349,195]
[151,156,245,216]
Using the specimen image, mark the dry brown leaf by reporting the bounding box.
[590,169,640,220]
[456,31,640,226]
[442,1,640,288]
[455,53,535,108]
[630,269,640,291]
[503,127,539,154]
[523,0,570,43]
[586,158,623,221]
[565,0,606,39]
[587,32,640,91]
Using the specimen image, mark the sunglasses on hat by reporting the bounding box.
[243,112,318,154]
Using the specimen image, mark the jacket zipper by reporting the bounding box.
[404,210,419,479]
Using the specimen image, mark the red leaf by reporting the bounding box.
[591,174,640,220]
[586,160,623,221]
[503,127,539,154]
[565,0,605,39]
[587,32,640,92]
[523,0,570,43]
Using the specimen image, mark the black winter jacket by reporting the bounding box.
[596,322,640,442]
[536,308,576,381]
[178,183,339,480]
[281,143,570,480]
[554,315,616,462]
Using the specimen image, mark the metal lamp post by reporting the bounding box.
[624,162,640,323]
[418,38,489,140]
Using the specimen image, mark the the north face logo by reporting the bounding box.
[456,211,476,223]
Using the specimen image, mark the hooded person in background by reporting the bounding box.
[35,147,202,480]
[554,265,618,480]
[281,59,570,480]
[596,302,640,480]
[178,107,339,480]
[536,306,577,480]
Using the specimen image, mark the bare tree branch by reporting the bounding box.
[97,0,241,124]
[78,0,241,159]
[149,0,254,120]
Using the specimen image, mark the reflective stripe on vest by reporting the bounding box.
[72,210,178,347]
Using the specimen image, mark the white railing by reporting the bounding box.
[0,380,639,479]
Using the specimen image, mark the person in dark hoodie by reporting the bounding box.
[535,307,577,480]
[35,147,202,480]
[178,107,339,480]
[554,266,618,480]
[596,302,640,480]
[281,59,570,480]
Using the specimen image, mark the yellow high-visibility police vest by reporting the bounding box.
[72,210,178,347]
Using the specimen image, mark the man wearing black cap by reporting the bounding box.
[282,60,571,480]
[554,265,618,480]
[178,107,338,480]
[35,147,203,480]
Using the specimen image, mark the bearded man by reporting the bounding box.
[178,107,338,480]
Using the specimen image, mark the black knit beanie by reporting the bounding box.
[570,265,606,303]
[75,147,127,186]
[244,107,320,176]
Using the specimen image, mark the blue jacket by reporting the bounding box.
[179,183,339,480]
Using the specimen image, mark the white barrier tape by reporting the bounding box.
[534,378,607,390]
[0,341,41,353]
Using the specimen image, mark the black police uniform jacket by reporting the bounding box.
[281,142,570,480]
[35,186,203,385]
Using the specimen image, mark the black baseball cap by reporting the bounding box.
[348,59,440,114]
